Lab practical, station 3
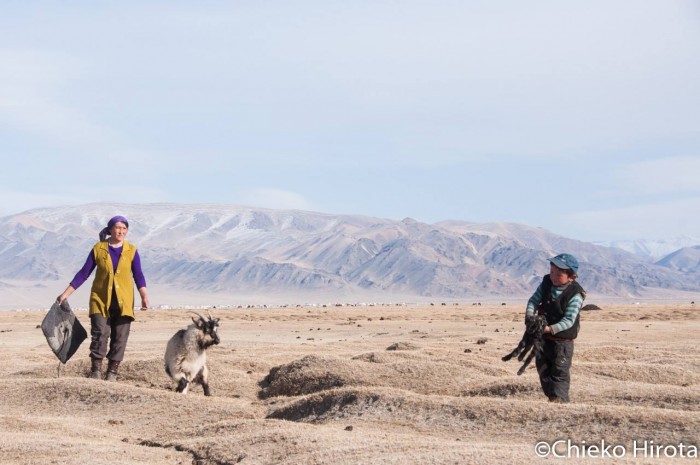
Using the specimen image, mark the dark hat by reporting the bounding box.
[549,253,579,274]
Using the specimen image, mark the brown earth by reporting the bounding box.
[0,303,698,464]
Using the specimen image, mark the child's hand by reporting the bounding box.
[544,326,552,334]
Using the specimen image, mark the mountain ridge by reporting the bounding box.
[1,202,699,309]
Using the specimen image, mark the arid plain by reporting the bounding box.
[0,302,698,465]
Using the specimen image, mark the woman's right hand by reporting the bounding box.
[57,285,75,304]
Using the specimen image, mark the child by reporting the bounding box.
[525,253,586,403]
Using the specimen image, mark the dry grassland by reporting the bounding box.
[0,303,698,464]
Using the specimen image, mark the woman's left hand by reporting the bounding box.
[138,287,150,311]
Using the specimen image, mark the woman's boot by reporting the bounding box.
[105,360,120,382]
[89,358,102,379]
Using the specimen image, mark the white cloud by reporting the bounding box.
[86,185,170,206]
[0,185,169,218]
[0,190,82,217]
[617,156,700,195]
[564,197,700,240]
[238,188,314,211]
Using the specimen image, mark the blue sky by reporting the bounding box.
[1,1,699,242]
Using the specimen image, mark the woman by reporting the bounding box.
[57,215,150,381]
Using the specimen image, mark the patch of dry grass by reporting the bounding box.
[0,303,698,464]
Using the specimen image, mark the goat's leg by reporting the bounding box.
[518,348,538,376]
[517,339,534,361]
[502,339,525,361]
[502,347,519,362]
[195,365,212,396]
[176,377,189,394]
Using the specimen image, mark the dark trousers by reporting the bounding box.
[89,297,132,362]
[536,339,574,402]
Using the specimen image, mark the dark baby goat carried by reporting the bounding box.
[164,311,220,396]
[502,314,546,375]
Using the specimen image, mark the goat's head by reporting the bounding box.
[189,310,220,348]
[525,314,547,336]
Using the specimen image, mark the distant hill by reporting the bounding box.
[1,203,699,308]
[655,246,700,273]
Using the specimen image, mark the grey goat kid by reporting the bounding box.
[502,314,546,376]
[164,311,220,396]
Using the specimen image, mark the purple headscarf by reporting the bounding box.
[99,215,129,241]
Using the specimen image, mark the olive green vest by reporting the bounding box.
[89,240,138,319]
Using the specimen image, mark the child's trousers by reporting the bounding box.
[536,339,574,402]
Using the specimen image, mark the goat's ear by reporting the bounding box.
[192,316,202,327]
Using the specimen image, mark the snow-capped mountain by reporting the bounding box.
[594,237,700,259]
[1,203,699,308]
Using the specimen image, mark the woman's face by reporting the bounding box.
[550,263,574,287]
[110,222,128,242]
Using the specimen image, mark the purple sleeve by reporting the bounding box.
[132,250,147,289]
[69,250,96,289]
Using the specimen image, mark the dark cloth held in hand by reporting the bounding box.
[41,300,88,363]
